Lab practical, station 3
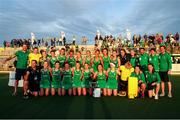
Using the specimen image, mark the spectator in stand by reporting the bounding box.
[54,37,56,46]
[45,41,48,47]
[148,34,155,45]
[160,33,164,41]
[174,32,179,42]
[59,38,62,46]
[33,40,37,47]
[138,34,141,44]
[51,38,53,46]
[173,43,180,54]
[133,34,137,46]
[144,34,148,42]
[38,39,41,47]
[155,33,163,44]
[3,40,6,48]
[166,34,171,44]
[170,34,175,44]
[10,39,14,47]
[94,33,103,47]
[14,39,18,47]
[117,34,123,45]
[63,37,66,46]
[42,38,44,46]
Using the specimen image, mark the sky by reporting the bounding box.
[0,0,180,45]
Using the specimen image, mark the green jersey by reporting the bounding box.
[149,54,159,71]
[110,57,119,68]
[62,69,72,89]
[82,70,91,88]
[50,56,57,68]
[92,57,100,72]
[131,72,146,84]
[52,69,61,88]
[47,54,51,60]
[102,56,110,70]
[85,56,91,65]
[57,55,66,68]
[97,72,106,88]
[76,57,83,67]
[72,69,82,87]
[15,50,30,69]
[67,57,76,68]
[130,57,138,68]
[107,70,118,89]
[139,53,149,71]
[39,57,46,66]
[158,52,172,72]
[145,71,161,84]
[40,69,51,88]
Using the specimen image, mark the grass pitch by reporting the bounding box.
[0,74,180,119]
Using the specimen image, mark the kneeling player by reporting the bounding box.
[51,61,62,96]
[130,65,146,98]
[72,61,83,96]
[93,64,107,96]
[61,62,73,96]
[40,61,51,96]
[106,63,119,96]
[146,64,161,100]
[81,63,93,96]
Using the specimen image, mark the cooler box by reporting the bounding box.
[8,71,23,87]
[128,77,138,99]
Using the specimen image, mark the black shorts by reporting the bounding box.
[119,79,128,91]
[29,82,40,92]
[159,71,170,82]
[147,83,156,90]
[15,68,26,80]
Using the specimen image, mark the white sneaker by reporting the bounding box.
[155,94,158,100]
[160,93,165,97]
[168,93,172,98]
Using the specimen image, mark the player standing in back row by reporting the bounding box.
[4,44,30,96]
[159,45,172,98]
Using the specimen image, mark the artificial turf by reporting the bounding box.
[0,74,180,119]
